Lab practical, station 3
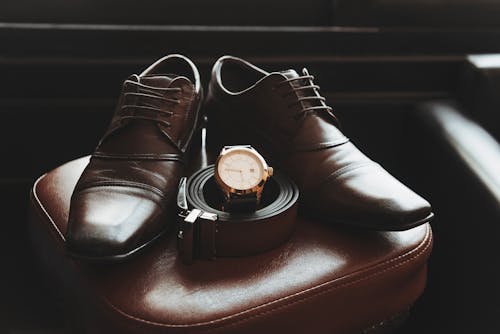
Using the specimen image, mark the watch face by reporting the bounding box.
[217,149,264,190]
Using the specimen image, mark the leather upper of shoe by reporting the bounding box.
[67,55,202,258]
[206,56,432,230]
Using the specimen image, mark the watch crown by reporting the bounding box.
[268,167,274,177]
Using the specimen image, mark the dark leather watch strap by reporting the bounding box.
[177,165,299,264]
[225,194,258,212]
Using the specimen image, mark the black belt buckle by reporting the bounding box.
[177,178,218,264]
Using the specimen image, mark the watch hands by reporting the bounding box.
[225,168,242,173]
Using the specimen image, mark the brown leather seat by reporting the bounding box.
[28,156,432,334]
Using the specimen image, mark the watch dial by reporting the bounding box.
[217,149,264,190]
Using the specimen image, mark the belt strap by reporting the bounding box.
[177,165,299,264]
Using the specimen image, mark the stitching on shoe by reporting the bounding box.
[293,137,350,152]
[92,152,185,162]
[75,180,167,201]
[178,86,196,150]
[319,161,377,191]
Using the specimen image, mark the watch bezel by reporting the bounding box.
[214,146,272,196]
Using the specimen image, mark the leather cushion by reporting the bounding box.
[29,156,432,334]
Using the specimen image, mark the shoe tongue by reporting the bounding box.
[138,74,176,88]
[279,68,318,108]
[101,74,190,155]
[280,69,300,80]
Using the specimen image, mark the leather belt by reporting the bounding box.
[177,165,299,264]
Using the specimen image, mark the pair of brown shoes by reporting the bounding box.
[67,54,433,261]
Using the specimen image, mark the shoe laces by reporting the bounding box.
[119,79,181,128]
[275,68,339,124]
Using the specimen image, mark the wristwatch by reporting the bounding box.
[214,145,273,212]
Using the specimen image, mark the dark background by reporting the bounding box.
[1,1,499,333]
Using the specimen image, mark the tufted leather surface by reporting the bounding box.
[29,155,432,334]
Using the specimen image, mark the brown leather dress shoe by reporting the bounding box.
[67,54,203,260]
[205,56,433,231]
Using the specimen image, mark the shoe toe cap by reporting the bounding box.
[314,164,433,230]
[66,186,166,259]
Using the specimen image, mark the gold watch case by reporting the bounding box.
[214,146,273,201]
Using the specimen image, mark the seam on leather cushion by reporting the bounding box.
[32,175,67,242]
[102,227,432,330]
[202,230,431,333]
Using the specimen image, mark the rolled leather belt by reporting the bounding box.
[177,165,299,264]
